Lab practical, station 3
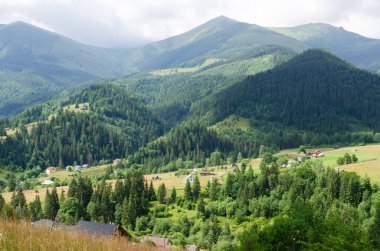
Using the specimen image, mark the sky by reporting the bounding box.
[0,0,379,48]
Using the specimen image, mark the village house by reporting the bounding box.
[41,179,53,186]
[310,150,324,158]
[200,168,215,176]
[45,166,57,175]
[82,164,89,168]
[75,220,129,238]
[113,158,121,165]
[140,236,172,248]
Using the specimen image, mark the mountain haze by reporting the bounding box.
[125,16,307,70]
[0,22,126,115]
[270,23,380,72]
[2,17,380,116]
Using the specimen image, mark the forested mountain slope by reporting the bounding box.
[270,23,380,73]
[123,16,306,71]
[0,85,162,170]
[183,49,380,154]
[0,22,126,116]
[197,49,380,133]
[107,49,294,128]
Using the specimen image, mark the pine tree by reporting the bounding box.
[184,180,192,201]
[0,193,5,211]
[352,154,358,163]
[29,195,43,221]
[197,197,206,218]
[44,189,59,220]
[112,179,125,205]
[11,190,28,219]
[192,175,201,201]
[157,183,167,204]
[209,180,219,201]
[148,180,156,201]
[7,174,16,192]
[170,187,177,203]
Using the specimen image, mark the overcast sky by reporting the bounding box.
[0,0,379,48]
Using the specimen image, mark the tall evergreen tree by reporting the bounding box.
[29,195,43,221]
[157,183,167,204]
[184,180,193,201]
[192,175,201,201]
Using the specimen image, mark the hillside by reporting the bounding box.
[0,85,162,170]
[3,17,380,117]
[124,16,306,71]
[192,49,380,152]
[270,23,380,72]
[0,22,126,116]
[109,49,294,127]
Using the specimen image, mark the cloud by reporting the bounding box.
[0,0,379,48]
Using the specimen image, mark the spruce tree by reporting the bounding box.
[192,175,201,201]
[0,193,5,211]
[184,180,192,201]
[148,180,156,201]
[170,187,177,203]
[29,195,43,221]
[44,189,59,220]
[157,183,167,204]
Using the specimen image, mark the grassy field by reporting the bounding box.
[2,186,68,204]
[63,102,90,113]
[210,115,250,132]
[151,58,221,76]
[2,164,235,203]
[36,165,109,183]
[145,168,228,195]
[0,218,159,251]
[280,144,380,183]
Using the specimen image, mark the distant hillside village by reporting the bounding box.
[41,158,121,186]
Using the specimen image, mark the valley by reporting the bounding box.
[1,14,380,251]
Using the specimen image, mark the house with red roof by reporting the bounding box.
[45,166,57,175]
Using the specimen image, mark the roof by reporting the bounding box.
[46,166,57,170]
[33,219,55,228]
[41,180,53,185]
[140,236,171,247]
[75,220,120,236]
[32,219,69,229]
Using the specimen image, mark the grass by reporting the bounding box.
[2,186,69,204]
[280,144,380,183]
[210,115,250,132]
[37,165,108,183]
[151,58,221,76]
[145,168,228,196]
[0,218,159,251]
[2,164,235,203]
[63,103,90,113]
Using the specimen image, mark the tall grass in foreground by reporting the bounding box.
[0,218,160,251]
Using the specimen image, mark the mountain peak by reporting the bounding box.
[202,15,240,26]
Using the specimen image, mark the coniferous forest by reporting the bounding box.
[2,155,380,250]
[1,13,380,251]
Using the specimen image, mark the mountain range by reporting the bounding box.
[1,16,380,116]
